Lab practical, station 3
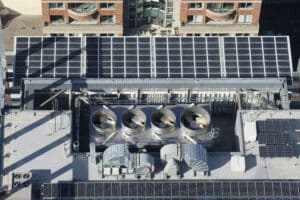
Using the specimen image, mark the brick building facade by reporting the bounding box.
[41,0,123,36]
[177,0,262,36]
[41,0,261,36]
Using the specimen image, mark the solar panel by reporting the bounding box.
[273,182,282,196]
[120,182,128,196]
[256,119,294,157]
[138,182,146,196]
[259,145,294,157]
[188,182,196,196]
[14,36,293,85]
[224,36,293,83]
[179,182,188,196]
[14,37,82,85]
[86,37,152,79]
[155,37,222,78]
[42,180,300,199]
[264,182,273,196]
[95,183,103,196]
[290,182,299,196]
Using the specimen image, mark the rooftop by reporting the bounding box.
[2,110,300,182]
[3,15,42,52]
[2,110,73,199]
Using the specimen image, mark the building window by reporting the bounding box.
[50,33,65,36]
[129,1,136,7]
[239,3,253,9]
[167,7,173,13]
[100,3,115,9]
[100,15,115,24]
[85,34,96,37]
[100,33,115,36]
[50,15,65,24]
[238,15,252,23]
[236,33,250,36]
[188,3,202,9]
[49,3,64,9]
[187,15,203,24]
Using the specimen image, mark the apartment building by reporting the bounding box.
[178,0,262,36]
[41,0,123,36]
[40,0,261,36]
[126,0,261,36]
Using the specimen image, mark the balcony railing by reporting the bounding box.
[68,3,97,21]
[68,9,97,21]
[206,8,236,21]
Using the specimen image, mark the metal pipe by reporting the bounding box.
[39,89,66,108]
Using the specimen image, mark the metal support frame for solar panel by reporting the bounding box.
[256,119,294,157]
[41,180,300,199]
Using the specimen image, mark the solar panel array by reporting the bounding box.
[42,180,300,199]
[257,119,294,157]
[86,37,152,78]
[14,37,82,85]
[224,37,292,81]
[154,37,221,78]
[14,36,293,85]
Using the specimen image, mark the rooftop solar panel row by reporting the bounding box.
[14,36,293,85]
[14,37,82,85]
[42,180,300,199]
[256,119,294,157]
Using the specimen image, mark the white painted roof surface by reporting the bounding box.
[2,109,300,193]
[2,110,73,192]
[4,111,300,182]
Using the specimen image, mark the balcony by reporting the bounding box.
[206,3,236,21]
[206,8,235,21]
[68,3,97,21]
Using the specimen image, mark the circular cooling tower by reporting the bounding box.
[151,107,176,135]
[121,108,146,136]
[91,108,117,137]
[180,106,211,137]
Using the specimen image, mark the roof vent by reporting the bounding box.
[180,105,211,137]
[151,107,176,135]
[121,107,146,136]
[91,107,117,137]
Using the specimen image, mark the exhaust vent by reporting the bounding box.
[151,107,176,135]
[121,107,146,136]
[181,105,211,137]
[91,107,117,137]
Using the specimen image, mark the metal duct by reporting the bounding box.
[160,144,181,162]
[103,144,131,168]
[181,144,209,172]
[163,158,180,177]
[134,153,155,177]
